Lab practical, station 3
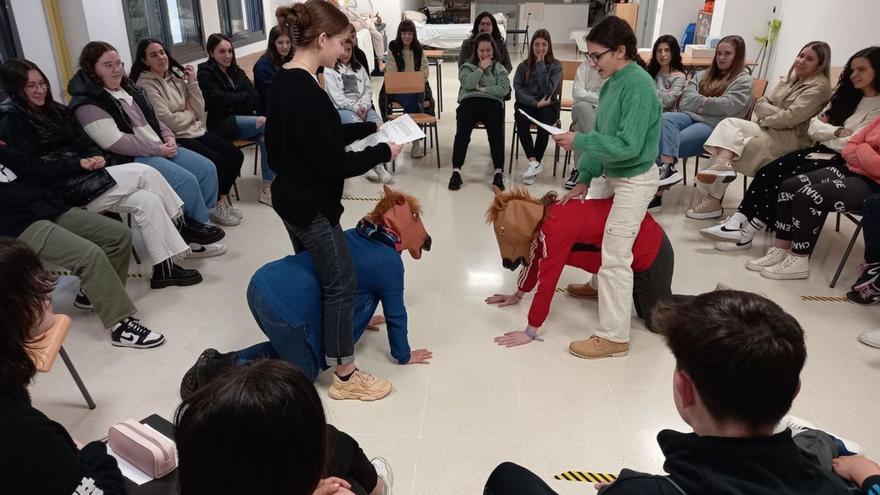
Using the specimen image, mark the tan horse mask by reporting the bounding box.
[485,186,546,271]
[365,185,432,259]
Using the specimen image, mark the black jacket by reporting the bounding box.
[0,389,125,494]
[601,430,855,494]
[0,144,70,237]
[265,68,390,229]
[197,58,259,139]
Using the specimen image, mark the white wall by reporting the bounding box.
[709,0,780,60]
[517,4,590,47]
[9,0,63,99]
[652,0,704,47]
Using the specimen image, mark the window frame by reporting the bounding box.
[217,0,266,49]
[0,0,23,64]
[121,0,206,64]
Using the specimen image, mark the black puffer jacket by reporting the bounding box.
[0,144,71,237]
[196,58,259,139]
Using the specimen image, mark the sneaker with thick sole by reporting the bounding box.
[686,195,723,220]
[700,218,742,242]
[569,335,629,359]
[209,202,240,226]
[230,204,243,220]
[411,140,425,159]
[375,164,394,184]
[522,161,544,179]
[259,187,273,206]
[448,171,463,190]
[151,261,203,289]
[852,261,880,291]
[715,239,752,251]
[697,158,737,183]
[492,172,505,191]
[657,163,683,187]
[111,318,165,348]
[761,254,809,280]
[180,217,225,245]
[329,369,392,401]
[522,175,536,186]
[180,348,220,400]
[647,195,662,213]
[566,283,598,298]
[564,168,580,190]
[746,247,789,271]
[846,283,880,305]
[74,290,93,311]
[371,457,394,495]
[859,329,880,349]
[187,242,226,259]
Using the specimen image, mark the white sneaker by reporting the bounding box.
[778,415,864,455]
[746,247,789,272]
[715,239,752,251]
[259,188,272,206]
[229,204,243,220]
[371,457,394,495]
[411,140,425,158]
[761,254,809,280]
[365,167,380,182]
[701,217,743,242]
[375,164,394,184]
[522,175,536,186]
[686,195,723,220]
[858,329,880,349]
[187,242,226,259]
[209,202,240,226]
[522,160,544,179]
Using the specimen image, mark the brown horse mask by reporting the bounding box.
[486,186,545,271]
[366,185,432,260]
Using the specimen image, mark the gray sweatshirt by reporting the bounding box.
[513,60,563,108]
[655,72,686,111]
[678,69,753,126]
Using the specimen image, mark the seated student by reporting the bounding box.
[448,33,510,192]
[254,25,292,117]
[564,57,605,189]
[67,42,224,233]
[328,0,386,73]
[647,35,687,113]
[747,115,880,280]
[0,148,165,348]
[703,46,880,251]
[849,193,880,308]
[485,290,880,495]
[484,189,672,347]
[653,35,752,215]
[180,186,433,398]
[459,11,513,72]
[176,360,393,495]
[0,59,205,291]
[131,40,258,213]
[325,35,392,184]
[0,238,127,494]
[514,30,562,186]
[693,42,832,212]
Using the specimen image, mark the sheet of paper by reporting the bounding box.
[345,114,427,152]
[107,445,152,485]
[517,109,566,135]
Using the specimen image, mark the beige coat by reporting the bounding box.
[704,73,832,176]
[136,70,207,139]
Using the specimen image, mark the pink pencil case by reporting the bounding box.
[108,419,178,478]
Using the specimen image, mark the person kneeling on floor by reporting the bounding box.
[181,186,433,401]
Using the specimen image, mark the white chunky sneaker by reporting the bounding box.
[701,217,743,242]
[522,160,544,179]
[371,457,394,495]
[375,164,394,184]
[761,254,810,280]
[746,247,789,272]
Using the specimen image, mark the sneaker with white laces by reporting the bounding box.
[187,242,226,258]
[777,415,864,455]
[697,158,736,183]
[686,195,723,219]
[209,202,240,226]
[746,247,789,271]
[859,329,880,349]
[657,163,683,187]
[371,457,394,495]
[74,290,93,311]
[564,168,579,190]
[522,160,544,179]
[375,164,394,184]
[411,140,425,158]
[259,187,273,206]
[111,317,165,348]
[761,253,809,280]
[328,369,392,401]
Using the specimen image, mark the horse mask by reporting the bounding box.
[367,185,432,259]
[486,187,544,271]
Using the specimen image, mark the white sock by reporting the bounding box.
[494,168,503,175]
[727,212,748,229]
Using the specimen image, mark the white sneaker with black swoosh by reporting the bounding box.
[111,318,165,349]
[700,217,742,242]
[187,242,226,259]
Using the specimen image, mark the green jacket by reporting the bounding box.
[457,62,510,103]
[574,62,661,184]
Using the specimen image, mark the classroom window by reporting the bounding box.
[217,0,265,48]
[122,0,204,63]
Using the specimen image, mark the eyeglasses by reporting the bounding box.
[25,81,48,91]
[588,49,612,64]
[101,60,125,70]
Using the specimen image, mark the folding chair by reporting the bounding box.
[384,71,441,170]
[29,315,96,410]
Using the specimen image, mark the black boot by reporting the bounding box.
[151,259,203,289]
[178,215,225,245]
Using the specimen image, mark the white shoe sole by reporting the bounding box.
[187,243,227,259]
[658,172,683,187]
[746,260,776,271]
[686,209,723,220]
[647,205,662,213]
[700,226,742,242]
[522,177,535,185]
[697,170,736,183]
[522,166,543,179]
[112,337,166,349]
[714,241,752,252]
[858,332,880,349]
[761,269,809,280]
[209,214,240,226]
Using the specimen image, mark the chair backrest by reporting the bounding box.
[744,78,769,120]
[28,314,72,372]
[384,71,425,95]
[561,60,580,81]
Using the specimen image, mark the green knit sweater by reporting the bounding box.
[457,62,510,103]
[574,62,661,184]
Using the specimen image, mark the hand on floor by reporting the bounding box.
[485,293,520,307]
[494,330,536,347]
[406,348,433,364]
[366,315,386,331]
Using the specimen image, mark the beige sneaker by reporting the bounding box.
[566,283,598,299]
[697,158,736,183]
[761,254,809,280]
[686,194,723,220]
[746,247,789,272]
[569,335,629,359]
[328,369,392,401]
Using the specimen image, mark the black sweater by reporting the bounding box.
[0,145,71,237]
[265,68,390,229]
[0,389,125,494]
[197,58,259,138]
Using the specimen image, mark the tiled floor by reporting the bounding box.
[34,47,879,494]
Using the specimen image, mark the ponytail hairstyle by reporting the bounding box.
[129,38,185,83]
[585,16,646,69]
[699,35,746,97]
[469,32,499,66]
[525,29,556,82]
[276,0,349,49]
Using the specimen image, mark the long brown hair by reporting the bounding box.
[276,0,349,48]
[525,29,556,82]
[0,58,66,122]
[699,35,746,97]
[79,41,131,88]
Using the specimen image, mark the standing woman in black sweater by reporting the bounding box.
[267,0,402,401]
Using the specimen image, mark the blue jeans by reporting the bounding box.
[660,112,715,160]
[390,93,422,114]
[338,108,383,126]
[234,115,273,182]
[135,147,218,224]
[239,282,319,381]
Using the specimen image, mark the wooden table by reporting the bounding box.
[424,49,445,115]
[638,51,756,74]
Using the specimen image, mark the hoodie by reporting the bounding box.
[135,69,208,139]
[678,69,753,127]
[324,62,375,113]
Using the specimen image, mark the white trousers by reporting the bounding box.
[595,166,659,343]
[86,163,188,265]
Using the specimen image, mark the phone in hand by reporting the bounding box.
[805,152,837,161]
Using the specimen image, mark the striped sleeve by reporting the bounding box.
[74,105,163,157]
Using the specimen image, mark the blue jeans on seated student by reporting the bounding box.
[338,108,383,127]
[390,93,422,114]
[135,147,218,224]
[660,112,715,160]
[234,115,274,182]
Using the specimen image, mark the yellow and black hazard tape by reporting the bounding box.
[341,196,382,201]
[48,270,145,279]
[800,295,849,302]
[555,287,568,293]
[554,471,617,483]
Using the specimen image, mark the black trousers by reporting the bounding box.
[452,97,505,169]
[863,194,880,264]
[737,145,845,228]
[775,164,880,256]
[484,462,557,495]
[178,131,244,197]
[514,103,559,163]
[633,233,674,331]
[328,425,378,495]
